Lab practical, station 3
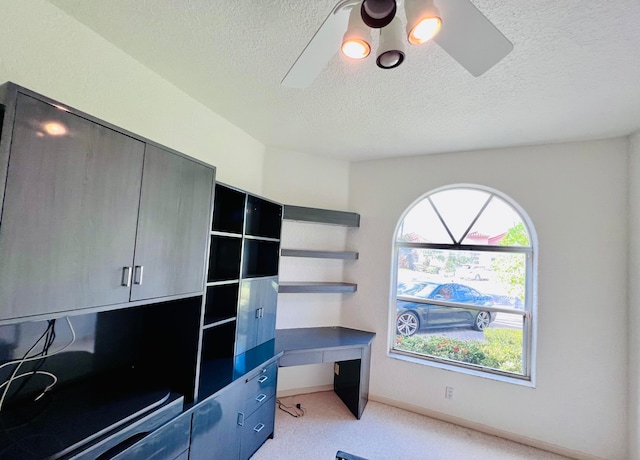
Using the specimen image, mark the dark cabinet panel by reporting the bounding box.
[190,383,243,460]
[0,94,145,320]
[131,144,214,301]
[235,277,278,355]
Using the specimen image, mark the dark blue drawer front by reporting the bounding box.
[243,362,277,417]
[108,412,191,460]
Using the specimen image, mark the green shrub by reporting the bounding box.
[395,328,523,373]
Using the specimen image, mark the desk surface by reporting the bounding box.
[275,327,375,353]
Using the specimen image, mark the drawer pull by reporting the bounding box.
[257,375,268,383]
[253,423,265,433]
[237,412,245,426]
[255,393,267,403]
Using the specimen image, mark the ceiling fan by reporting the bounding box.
[281,0,513,88]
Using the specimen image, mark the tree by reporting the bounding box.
[491,223,529,299]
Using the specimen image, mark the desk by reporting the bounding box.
[275,327,375,419]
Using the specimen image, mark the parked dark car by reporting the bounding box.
[396,282,495,336]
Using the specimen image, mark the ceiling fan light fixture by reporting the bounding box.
[342,5,372,60]
[342,39,371,59]
[408,17,442,44]
[405,0,442,45]
[360,0,397,28]
[376,16,405,69]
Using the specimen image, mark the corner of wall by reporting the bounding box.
[628,130,640,460]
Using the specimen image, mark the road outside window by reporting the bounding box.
[391,186,535,381]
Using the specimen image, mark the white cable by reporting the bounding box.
[0,317,75,411]
[0,371,58,399]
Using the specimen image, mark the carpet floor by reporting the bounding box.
[251,391,572,460]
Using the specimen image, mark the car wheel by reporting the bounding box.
[473,311,491,331]
[396,312,419,336]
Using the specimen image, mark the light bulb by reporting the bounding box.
[341,39,371,59]
[408,16,442,44]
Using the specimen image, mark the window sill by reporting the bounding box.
[388,349,536,388]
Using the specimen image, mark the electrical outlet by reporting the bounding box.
[445,386,454,400]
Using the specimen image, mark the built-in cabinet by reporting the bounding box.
[0,89,214,321]
[201,182,281,358]
[195,182,282,459]
[0,83,282,460]
[191,360,277,460]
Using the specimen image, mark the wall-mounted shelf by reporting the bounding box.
[280,249,359,260]
[283,205,360,227]
[280,205,359,295]
[278,282,357,294]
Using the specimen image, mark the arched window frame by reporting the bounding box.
[389,184,537,385]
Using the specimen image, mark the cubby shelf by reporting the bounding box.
[278,282,357,294]
[280,249,359,260]
[203,317,237,329]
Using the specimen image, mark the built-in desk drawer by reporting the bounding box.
[278,350,323,367]
[243,361,277,416]
[278,348,362,367]
[323,348,361,362]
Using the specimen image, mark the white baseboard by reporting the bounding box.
[369,394,603,460]
[274,387,602,459]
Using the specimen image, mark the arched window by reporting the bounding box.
[391,185,536,383]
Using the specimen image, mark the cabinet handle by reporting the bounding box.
[255,393,267,403]
[121,267,132,287]
[257,375,268,384]
[237,412,245,426]
[253,423,265,433]
[133,265,144,285]
[255,308,261,319]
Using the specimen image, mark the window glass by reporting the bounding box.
[462,195,530,247]
[398,199,451,243]
[392,186,534,382]
[430,188,490,243]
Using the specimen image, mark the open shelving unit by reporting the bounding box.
[279,205,360,294]
[198,182,282,397]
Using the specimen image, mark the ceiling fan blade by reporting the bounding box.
[281,2,353,88]
[433,0,513,77]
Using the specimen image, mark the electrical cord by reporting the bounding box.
[0,316,76,412]
[276,399,306,418]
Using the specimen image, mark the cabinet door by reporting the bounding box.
[0,94,144,320]
[190,383,242,460]
[255,276,278,347]
[236,277,278,355]
[130,144,214,301]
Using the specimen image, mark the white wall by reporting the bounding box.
[344,139,629,459]
[629,131,640,460]
[0,0,265,193]
[262,146,352,393]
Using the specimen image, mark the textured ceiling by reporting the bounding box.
[50,0,640,161]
